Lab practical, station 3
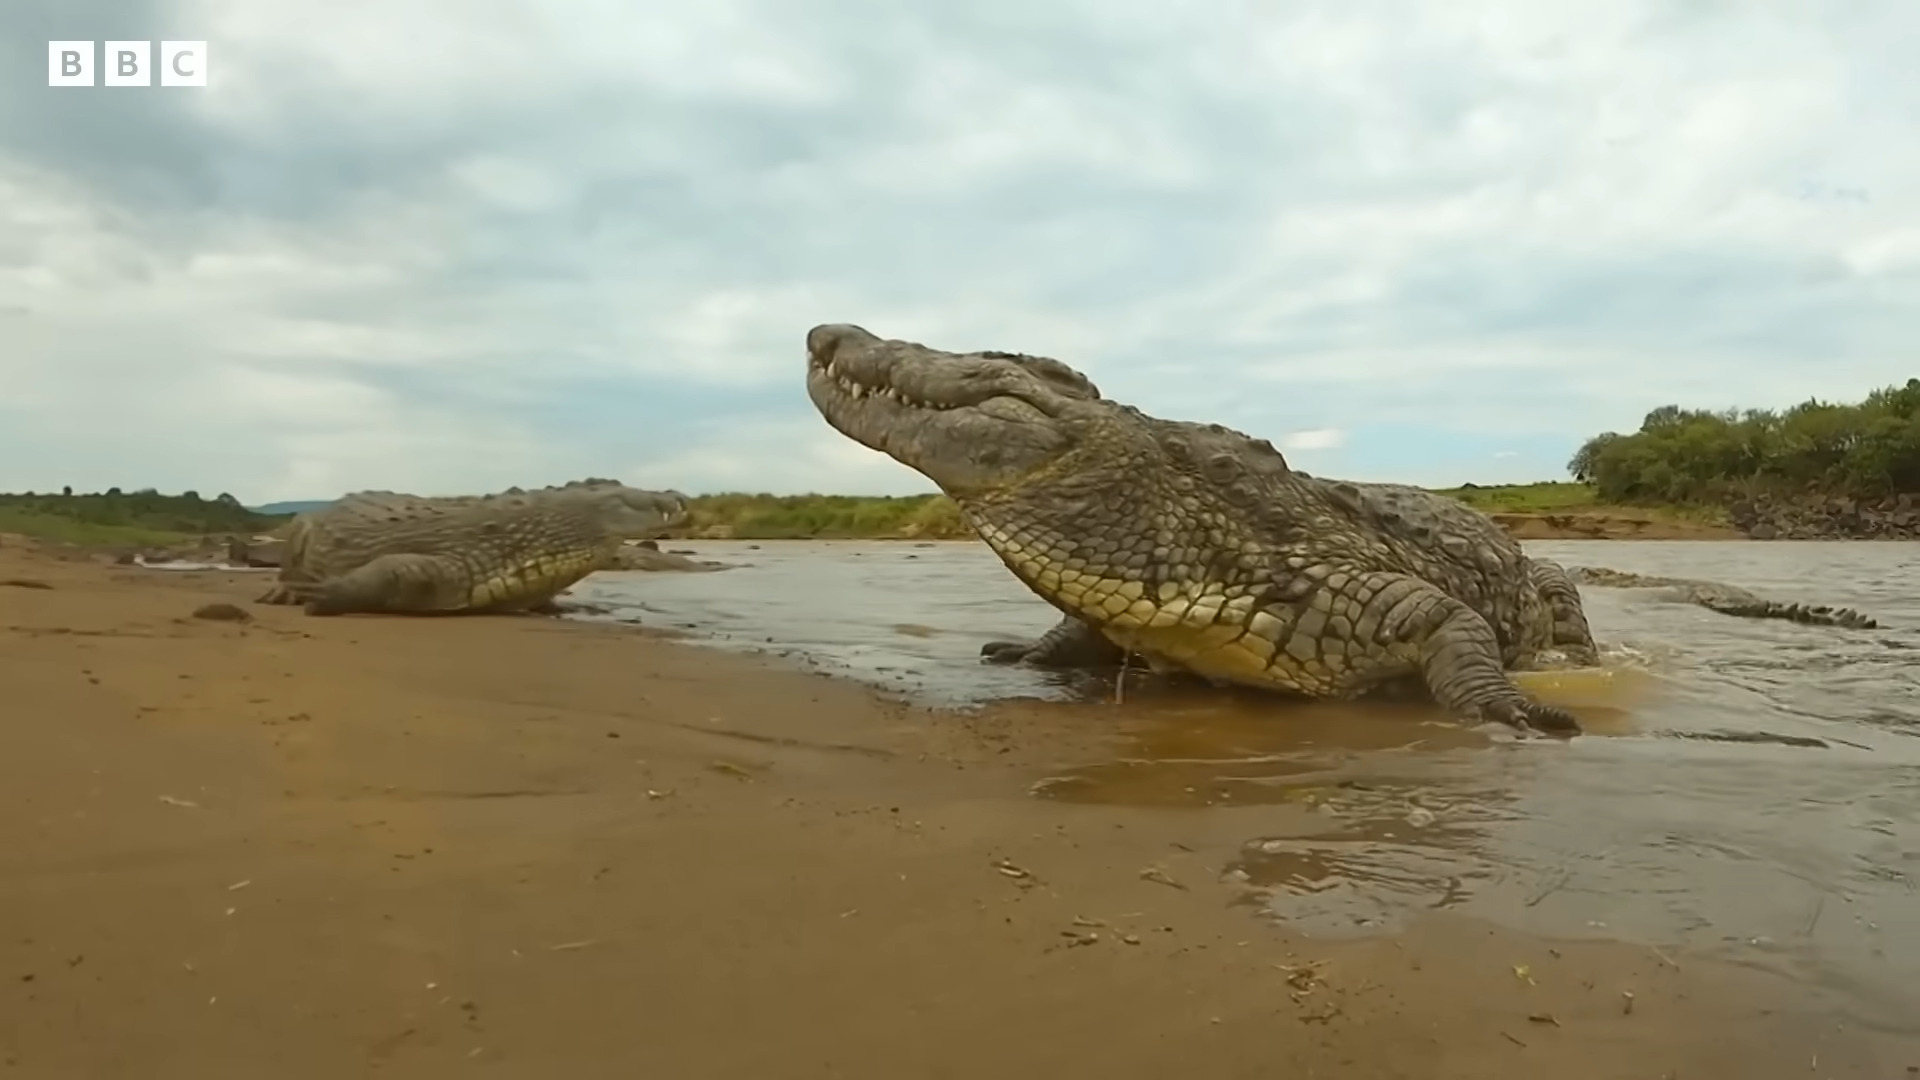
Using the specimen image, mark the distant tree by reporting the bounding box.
[1566,432,1620,483]
[61,485,72,497]
[1569,379,1920,503]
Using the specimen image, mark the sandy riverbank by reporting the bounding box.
[0,545,1908,1078]
[1487,512,1740,540]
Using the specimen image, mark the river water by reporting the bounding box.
[573,538,1920,1031]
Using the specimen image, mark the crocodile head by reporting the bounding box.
[805,320,1332,679]
[804,323,1120,498]
[580,483,691,538]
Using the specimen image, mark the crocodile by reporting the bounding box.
[1564,566,1878,629]
[257,479,689,616]
[803,323,1597,735]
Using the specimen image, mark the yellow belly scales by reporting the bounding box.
[464,545,606,609]
[979,526,1346,694]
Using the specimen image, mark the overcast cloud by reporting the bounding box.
[2,0,1916,502]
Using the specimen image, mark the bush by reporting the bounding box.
[0,488,288,537]
[681,493,975,539]
[1568,379,1920,503]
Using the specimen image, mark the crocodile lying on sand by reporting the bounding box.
[804,323,1600,735]
[1565,566,1878,629]
[258,479,689,615]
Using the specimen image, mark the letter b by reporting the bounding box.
[104,40,151,87]
[47,41,94,86]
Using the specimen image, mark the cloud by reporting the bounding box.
[2,0,1917,501]
[1281,428,1346,452]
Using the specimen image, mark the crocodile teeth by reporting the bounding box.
[829,374,952,411]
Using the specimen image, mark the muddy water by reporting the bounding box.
[575,538,1920,1031]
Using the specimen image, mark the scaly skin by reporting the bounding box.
[803,323,1593,736]
[980,484,1600,670]
[258,479,689,616]
[1565,566,1879,629]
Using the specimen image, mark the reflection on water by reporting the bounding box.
[572,541,1103,705]
[576,538,1920,1031]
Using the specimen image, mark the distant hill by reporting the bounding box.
[250,499,334,515]
[0,488,295,547]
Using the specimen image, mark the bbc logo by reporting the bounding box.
[47,40,208,87]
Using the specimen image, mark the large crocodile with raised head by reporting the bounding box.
[258,479,689,616]
[804,324,1600,735]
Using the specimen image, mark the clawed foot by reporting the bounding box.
[980,639,1036,665]
[1488,699,1582,737]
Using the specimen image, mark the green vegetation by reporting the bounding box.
[1433,481,1602,514]
[0,488,290,548]
[1569,379,1920,505]
[0,488,975,545]
[681,492,970,539]
[682,482,1657,539]
[23,381,1914,549]
[0,482,1665,547]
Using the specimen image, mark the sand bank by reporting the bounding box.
[0,545,1908,1078]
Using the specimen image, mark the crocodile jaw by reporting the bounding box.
[804,323,1094,496]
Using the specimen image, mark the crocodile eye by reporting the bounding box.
[1203,452,1243,485]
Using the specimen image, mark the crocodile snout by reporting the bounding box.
[806,323,876,368]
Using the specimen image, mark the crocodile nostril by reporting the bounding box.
[806,325,841,367]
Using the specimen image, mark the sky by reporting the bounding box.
[2,0,1916,503]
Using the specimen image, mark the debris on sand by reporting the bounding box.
[1139,866,1187,891]
[993,859,1038,889]
[191,603,252,623]
[0,578,53,590]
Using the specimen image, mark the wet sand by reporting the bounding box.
[1,545,1913,1079]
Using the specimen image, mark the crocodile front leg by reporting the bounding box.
[256,575,320,606]
[1347,573,1581,735]
[304,553,466,616]
[980,614,1131,668]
